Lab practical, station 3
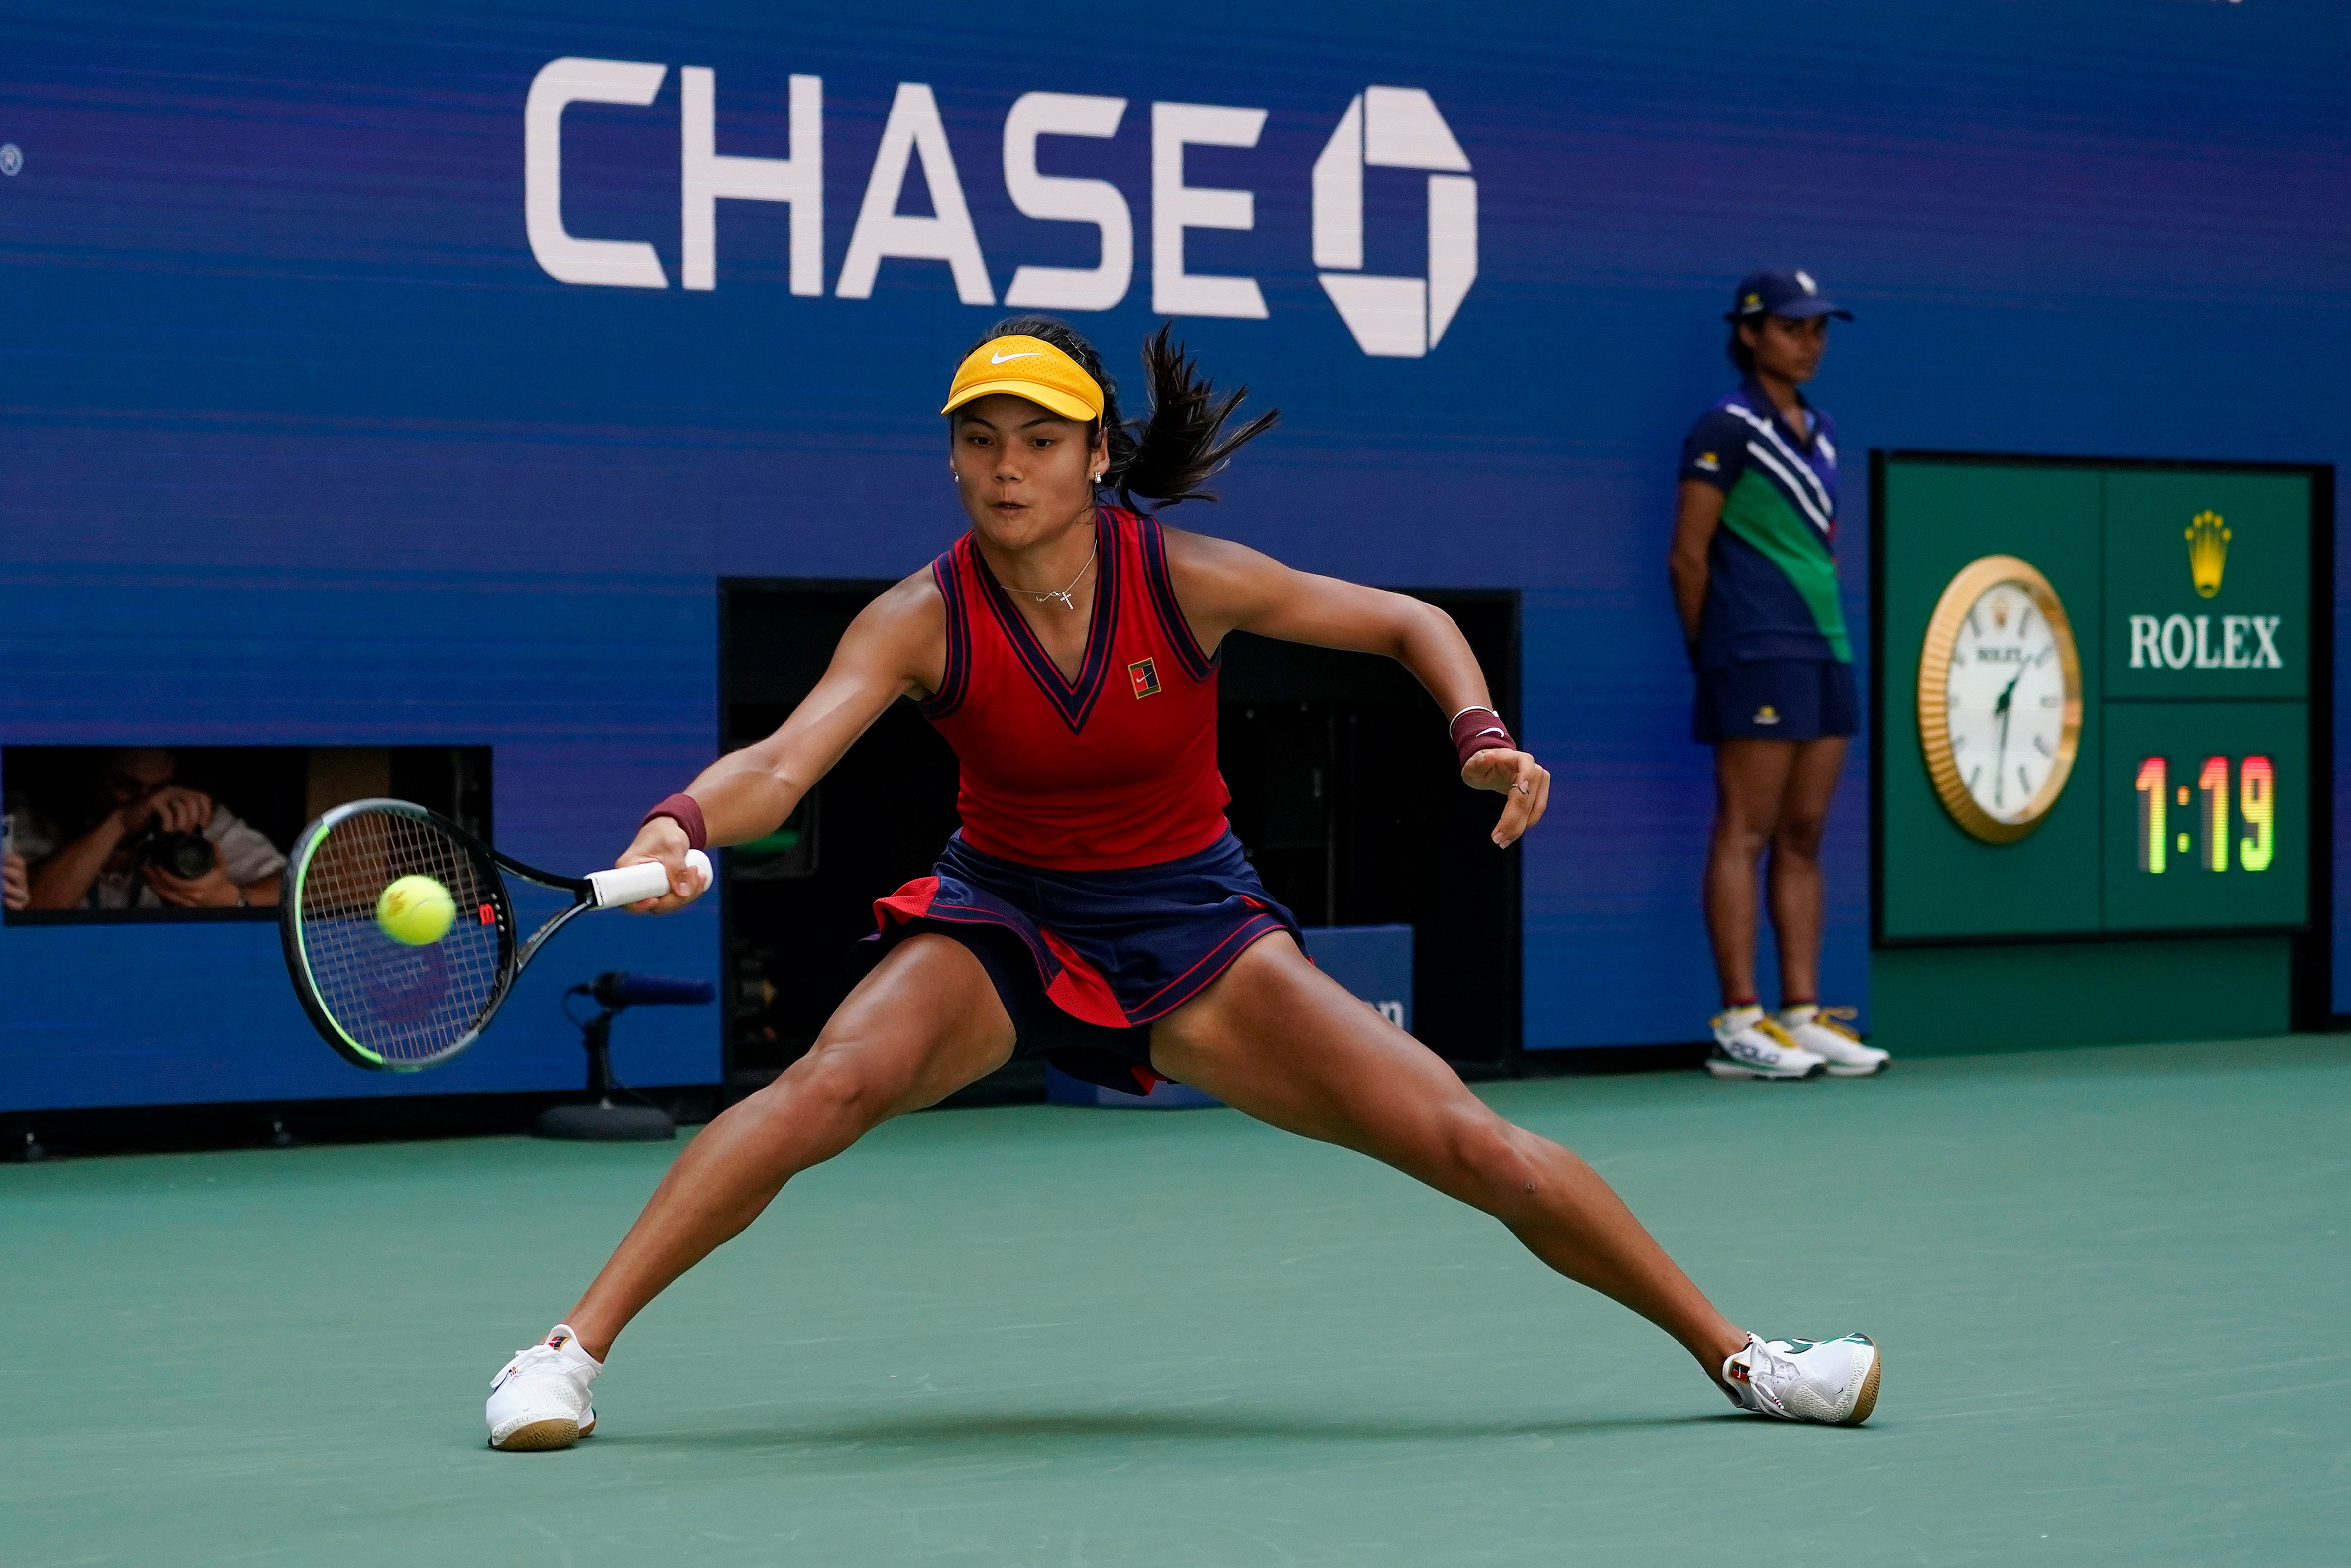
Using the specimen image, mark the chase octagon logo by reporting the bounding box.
[1313,88,1476,358]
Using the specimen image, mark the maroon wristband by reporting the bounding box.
[641,793,707,852]
[1450,707,1516,768]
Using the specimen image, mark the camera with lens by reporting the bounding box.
[135,830,217,881]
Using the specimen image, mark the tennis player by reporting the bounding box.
[1669,270,1889,1080]
[485,317,1880,1448]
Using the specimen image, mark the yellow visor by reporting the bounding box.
[940,335,1103,423]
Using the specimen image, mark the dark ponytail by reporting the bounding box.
[1727,320,1758,375]
[962,316,1279,509]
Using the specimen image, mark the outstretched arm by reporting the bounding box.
[616,571,947,910]
[1162,528,1549,847]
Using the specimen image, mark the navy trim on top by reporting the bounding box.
[917,550,972,721]
[1136,513,1218,682]
[968,517,1121,732]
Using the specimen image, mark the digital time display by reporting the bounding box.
[2131,754,2274,874]
[2102,706,2305,932]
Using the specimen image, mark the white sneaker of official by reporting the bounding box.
[486,1325,602,1451]
[1721,1332,1882,1425]
[1778,1005,1890,1077]
[1706,1007,1827,1080]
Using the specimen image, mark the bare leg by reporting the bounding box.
[1150,935,1749,1389]
[1704,740,1796,1006]
[1765,736,1848,1006]
[564,935,1015,1360]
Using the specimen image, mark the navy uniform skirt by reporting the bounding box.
[866,830,1302,1095]
[1692,658,1859,743]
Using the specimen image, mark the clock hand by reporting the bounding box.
[1993,668,2022,806]
[1994,665,2025,717]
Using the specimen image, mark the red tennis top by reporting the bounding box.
[920,508,1229,871]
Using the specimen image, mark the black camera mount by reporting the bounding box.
[531,971,715,1143]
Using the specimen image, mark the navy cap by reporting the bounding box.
[1726,268,1853,323]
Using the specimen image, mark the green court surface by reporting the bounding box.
[4,1038,2346,1567]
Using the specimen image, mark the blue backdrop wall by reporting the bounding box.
[2,0,2345,1111]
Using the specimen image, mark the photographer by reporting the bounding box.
[20,748,284,910]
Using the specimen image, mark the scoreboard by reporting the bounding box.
[1873,456,2328,1053]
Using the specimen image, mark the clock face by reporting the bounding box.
[1917,555,2082,843]
[1943,581,2069,822]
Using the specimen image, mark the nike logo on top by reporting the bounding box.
[990,351,1042,364]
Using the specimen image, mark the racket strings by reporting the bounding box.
[296,809,505,1066]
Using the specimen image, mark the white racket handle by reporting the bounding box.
[589,849,713,909]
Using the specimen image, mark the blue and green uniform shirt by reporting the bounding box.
[1679,378,1850,669]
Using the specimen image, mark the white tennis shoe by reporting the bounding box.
[1778,1005,1890,1077]
[1721,1332,1881,1425]
[486,1325,601,1451]
[1706,1007,1826,1080]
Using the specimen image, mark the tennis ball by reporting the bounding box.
[377,875,456,946]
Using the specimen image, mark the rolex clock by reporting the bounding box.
[1915,554,2083,843]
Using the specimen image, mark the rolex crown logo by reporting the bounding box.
[2185,510,2230,598]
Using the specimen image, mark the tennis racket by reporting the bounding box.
[278,798,711,1072]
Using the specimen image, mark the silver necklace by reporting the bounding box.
[1013,534,1097,610]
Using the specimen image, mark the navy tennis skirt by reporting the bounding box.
[866,829,1302,1094]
